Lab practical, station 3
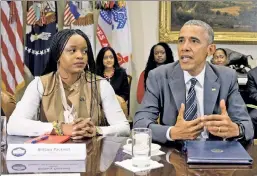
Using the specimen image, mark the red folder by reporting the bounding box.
[25,135,70,144]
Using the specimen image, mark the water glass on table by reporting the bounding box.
[127,128,152,168]
[1,116,7,151]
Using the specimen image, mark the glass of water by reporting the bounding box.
[1,116,7,151]
[131,128,152,168]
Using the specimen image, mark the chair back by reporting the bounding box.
[1,91,16,119]
[136,71,145,104]
[127,75,132,116]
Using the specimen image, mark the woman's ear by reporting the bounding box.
[207,44,216,56]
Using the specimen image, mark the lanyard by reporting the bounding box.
[58,75,76,124]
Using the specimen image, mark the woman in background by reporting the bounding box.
[96,47,130,117]
[211,48,228,66]
[137,42,174,104]
[7,29,129,138]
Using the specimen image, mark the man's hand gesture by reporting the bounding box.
[170,103,204,140]
[203,99,239,139]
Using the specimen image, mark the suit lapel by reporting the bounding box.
[168,64,186,111]
[204,63,220,115]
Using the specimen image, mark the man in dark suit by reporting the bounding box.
[133,20,253,144]
[246,67,257,138]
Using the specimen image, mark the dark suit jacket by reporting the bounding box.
[134,61,254,144]
[246,67,257,125]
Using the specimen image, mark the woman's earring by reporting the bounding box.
[56,60,60,69]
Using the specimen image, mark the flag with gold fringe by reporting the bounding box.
[96,1,132,75]
[25,1,58,76]
[64,1,95,56]
[1,1,25,95]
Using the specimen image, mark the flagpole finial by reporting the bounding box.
[9,1,17,24]
[118,0,126,8]
[95,1,126,10]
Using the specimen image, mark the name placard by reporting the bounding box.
[6,160,86,173]
[6,144,86,161]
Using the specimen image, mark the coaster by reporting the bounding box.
[115,159,163,173]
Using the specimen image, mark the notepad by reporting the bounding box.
[25,135,70,144]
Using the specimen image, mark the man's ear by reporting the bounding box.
[207,44,216,56]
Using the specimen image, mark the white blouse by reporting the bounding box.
[7,77,130,137]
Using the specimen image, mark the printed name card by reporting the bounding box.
[6,160,86,173]
[6,144,86,161]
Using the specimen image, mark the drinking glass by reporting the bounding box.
[128,128,152,168]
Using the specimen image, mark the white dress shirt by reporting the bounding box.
[7,77,130,137]
[166,65,208,140]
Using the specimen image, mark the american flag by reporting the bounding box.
[64,1,80,26]
[1,1,24,94]
[27,4,37,25]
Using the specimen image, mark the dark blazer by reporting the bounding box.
[246,67,257,125]
[134,61,254,144]
[108,68,129,101]
[247,67,257,103]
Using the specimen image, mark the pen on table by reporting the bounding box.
[31,135,49,144]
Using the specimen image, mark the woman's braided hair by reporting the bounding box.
[43,29,95,74]
[39,29,104,124]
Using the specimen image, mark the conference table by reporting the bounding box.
[1,136,257,176]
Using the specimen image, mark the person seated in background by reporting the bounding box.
[133,20,253,144]
[7,29,130,138]
[137,42,174,104]
[213,48,252,74]
[211,48,228,66]
[1,91,16,119]
[246,67,257,137]
[96,47,130,117]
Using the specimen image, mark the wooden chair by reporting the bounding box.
[137,71,145,104]
[127,75,133,128]
[1,91,16,119]
[127,75,132,116]
[116,75,132,121]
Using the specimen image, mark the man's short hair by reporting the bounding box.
[183,20,214,44]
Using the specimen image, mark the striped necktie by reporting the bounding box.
[185,78,198,121]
